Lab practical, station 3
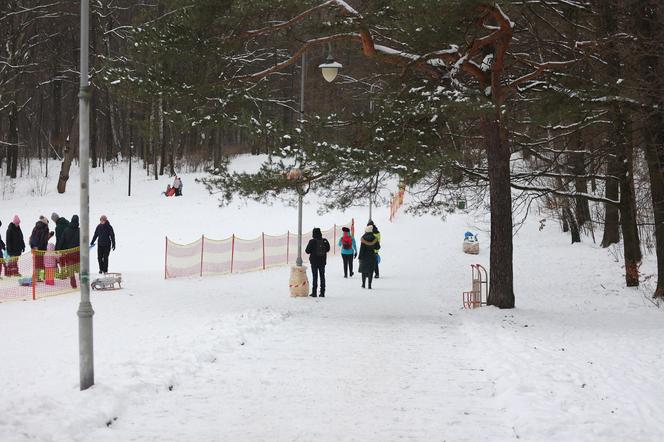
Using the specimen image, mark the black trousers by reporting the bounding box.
[342,254,354,277]
[98,244,111,273]
[362,273,373,289]
[311,262,326,294]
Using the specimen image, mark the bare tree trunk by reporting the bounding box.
[563,204,581,244]
[561,205,570,233]
[91,89,98,168]
[482,111,515,309]
[636,0,664,298]
[52,76,63,159]
[7,103,19,178]
[601,156,621,247]
[158,97,166,175]
[616,112,642,286]
[57,138,74,193]
[572,148,591,226]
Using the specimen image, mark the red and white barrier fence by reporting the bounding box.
[165,219,355,279]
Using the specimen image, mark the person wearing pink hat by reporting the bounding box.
[5,215,25,276]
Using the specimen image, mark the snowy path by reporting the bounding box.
[1,164,663,441]
[94,215,500,441]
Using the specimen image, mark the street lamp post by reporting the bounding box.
[368,81,383,223]
[288,49,342,295]
[77,0,94,391]
[293,50,343,266]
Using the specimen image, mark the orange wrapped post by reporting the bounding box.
[32,250,37,300]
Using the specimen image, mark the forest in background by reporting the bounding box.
[0,0,662,303]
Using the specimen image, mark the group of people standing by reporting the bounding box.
[0,213,116,283]
[304,220,382,297]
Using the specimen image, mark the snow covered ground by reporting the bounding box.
[0,158,662,441]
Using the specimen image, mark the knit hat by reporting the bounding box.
[342,227,350,233]
[365,225,374,233]
[39,215,49,225]
[51,212,59,222]
[12,215,20,225]
[312,227,322,239]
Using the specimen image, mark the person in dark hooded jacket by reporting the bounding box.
[5,215,25,276]
[60,215,80,287]
[91,214,116,274]
[0,220,5,276]
[51,212,70,250]
[30,216,50,277]
[367,220,381,278]
[304,227,330,297]
[358,225,380,289]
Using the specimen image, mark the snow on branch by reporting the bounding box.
[243,0,362,38]
[238,33,363,79]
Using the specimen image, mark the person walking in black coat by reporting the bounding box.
[305,227,330,297]
[29,216,50,277]
[91,214,116,274]
[60,215,80,287]
[0,220,5,276]
[358,225,380,289]
[5,215,25,276]
[51,212,70,250]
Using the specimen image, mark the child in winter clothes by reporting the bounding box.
[337,226,357,278]
[44,232,56,285]
[359,225,380,289]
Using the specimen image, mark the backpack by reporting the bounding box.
[341,235,352,250]
[30,227,41,248]
[315,239,327,257]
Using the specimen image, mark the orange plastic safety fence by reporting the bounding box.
[0,247,80,302]
[165,219,354,279]
[389,182,406,222]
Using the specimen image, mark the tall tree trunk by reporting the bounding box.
[91,89,98,168]
[7,103,19,178]
[52,76,63,159]
[563,204,581,244]
[482,111,515,309]
[636,0,664,298]
[615,110,642,286]
[57,138,74,193]
[599,0,641,286]
[0,112,4,171]
[601,156,621,247]
[105,87,115,161]
[158,97,166,175]
[37,91,44,162]
[561,204,570,233]
[572,146,591,226]
[644,132,664,298]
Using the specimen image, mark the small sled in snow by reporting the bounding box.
[91,273,122,290]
